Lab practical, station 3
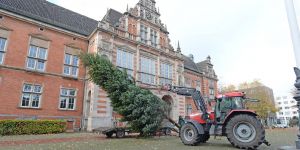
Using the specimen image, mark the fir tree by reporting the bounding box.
[81,54,168,135]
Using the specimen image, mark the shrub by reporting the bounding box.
[0,120,66,135]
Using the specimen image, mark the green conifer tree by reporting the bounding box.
[81,54,168,135]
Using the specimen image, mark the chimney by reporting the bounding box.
[188,54,194,61]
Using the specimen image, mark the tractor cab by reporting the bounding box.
[215,92,246,122]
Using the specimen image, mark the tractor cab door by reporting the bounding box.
[220,97,233,122]
[215,98,221,122]
[215,97,236,123]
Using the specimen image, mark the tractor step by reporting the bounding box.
[209,124,222,136]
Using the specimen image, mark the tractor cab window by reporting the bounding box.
[232,97,244,109]
[216,96,244,113]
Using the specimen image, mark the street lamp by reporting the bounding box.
[293,68,300,149]
[281,0,300,149]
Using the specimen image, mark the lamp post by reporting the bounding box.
[280,0,300,149]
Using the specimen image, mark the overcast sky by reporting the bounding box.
[48,0,299,97]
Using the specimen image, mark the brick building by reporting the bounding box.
[0,0,97,130]
[183,55,218,115]
[0,0,218,131]
[84,0,218,131]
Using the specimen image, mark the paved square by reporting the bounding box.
[0,128,297,150]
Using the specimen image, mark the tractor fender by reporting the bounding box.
[223,110,258,124]
[185,120,204,134]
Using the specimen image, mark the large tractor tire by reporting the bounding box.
[226,114,265,149]
[180,123,206,146]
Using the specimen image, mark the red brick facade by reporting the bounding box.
[0,13,88,129]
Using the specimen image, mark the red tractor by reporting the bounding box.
[167,85,270,149]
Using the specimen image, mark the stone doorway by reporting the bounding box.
[162,95,173,119]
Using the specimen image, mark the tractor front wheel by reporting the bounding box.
[226,114,265,149]
[180,123,205,146]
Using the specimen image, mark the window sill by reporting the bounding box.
[62,75,79,80]
[58,109,77,111]
[18,106,42,110]
[138,71,156,76]
[137,81,158,88]
[159,77,173,80]
[25,69,46,75]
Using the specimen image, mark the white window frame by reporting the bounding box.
[63,53,79,77]
[140,24,148,44]
[186,104,192,115]
[150,29,157,47]
[185,78,192,87]
[209,79,214,88]
[20,83,43,108]
[160,63,172,86]
[26,45,48,71]
[116,48,134,76]
[196,80,201,91]
[0,37,7,64]
[209,88,215,100]
[59,88,77,110]
[140,56,156,85]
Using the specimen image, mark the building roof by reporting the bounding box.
[196,60,208,73]
[196,56,218,79]
[0,0,98,36]
[182,55,201,74]
[102,9,123,26]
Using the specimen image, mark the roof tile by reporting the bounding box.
[0,0,98,36]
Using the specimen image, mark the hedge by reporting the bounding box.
[0,120,66,136]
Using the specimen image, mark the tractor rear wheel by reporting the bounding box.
[180,123,202,146]
[226,114,265,149]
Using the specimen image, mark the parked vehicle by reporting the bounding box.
[94,119,177,138]
[101,127,130,138]
[273,123,289,128]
